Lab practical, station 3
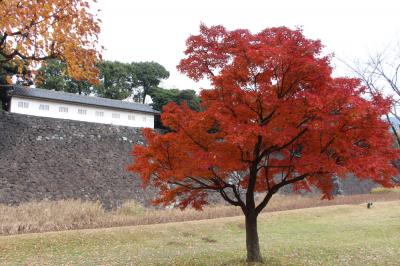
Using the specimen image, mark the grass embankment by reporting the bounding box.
[0,201,399,265]
[1,193,400,235]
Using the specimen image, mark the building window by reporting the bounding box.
[78,109,87,115]
[59,106,68,113]
[112,113,120,119]
[128,114,135,121]
[18,101,29,108]
[95,111,104,117]
[39,104,49,111]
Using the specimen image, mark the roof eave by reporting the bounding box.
[12,94,159,115]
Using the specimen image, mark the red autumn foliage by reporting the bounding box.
[128,25,399,261]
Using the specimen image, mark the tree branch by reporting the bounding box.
[255,172,310,214]
[275,128,308,152]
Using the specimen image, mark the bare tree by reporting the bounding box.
[340,43,400,184]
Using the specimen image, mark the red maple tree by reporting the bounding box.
[128,25,399,262]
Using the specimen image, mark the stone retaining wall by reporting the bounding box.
[0,111,155,208]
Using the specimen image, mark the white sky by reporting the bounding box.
[98,0,400,91]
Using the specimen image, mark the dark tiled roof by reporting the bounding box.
[11,86,158,114]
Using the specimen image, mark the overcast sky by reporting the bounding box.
[98,0,400,91]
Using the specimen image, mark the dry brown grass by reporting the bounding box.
[1,192,399,236]
[370,186,400,194]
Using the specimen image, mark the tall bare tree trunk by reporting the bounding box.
[245,211,262,262]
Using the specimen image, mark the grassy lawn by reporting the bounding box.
[0,201,399,265]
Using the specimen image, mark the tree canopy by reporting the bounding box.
[0,0,101,83]
[36,60,171,102]
[94,61,135,99]
[128,25,399,262]
[36,59,92,95]
[131,62,170,103]
[148,87,200,112]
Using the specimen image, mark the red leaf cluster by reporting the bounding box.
[128,25,398,211]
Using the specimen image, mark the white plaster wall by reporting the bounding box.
[10,97,154,128]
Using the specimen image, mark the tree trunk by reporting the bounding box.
[245,212,262,262]
[142,90,147,104]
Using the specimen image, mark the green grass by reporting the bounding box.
[0,201,399,266]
